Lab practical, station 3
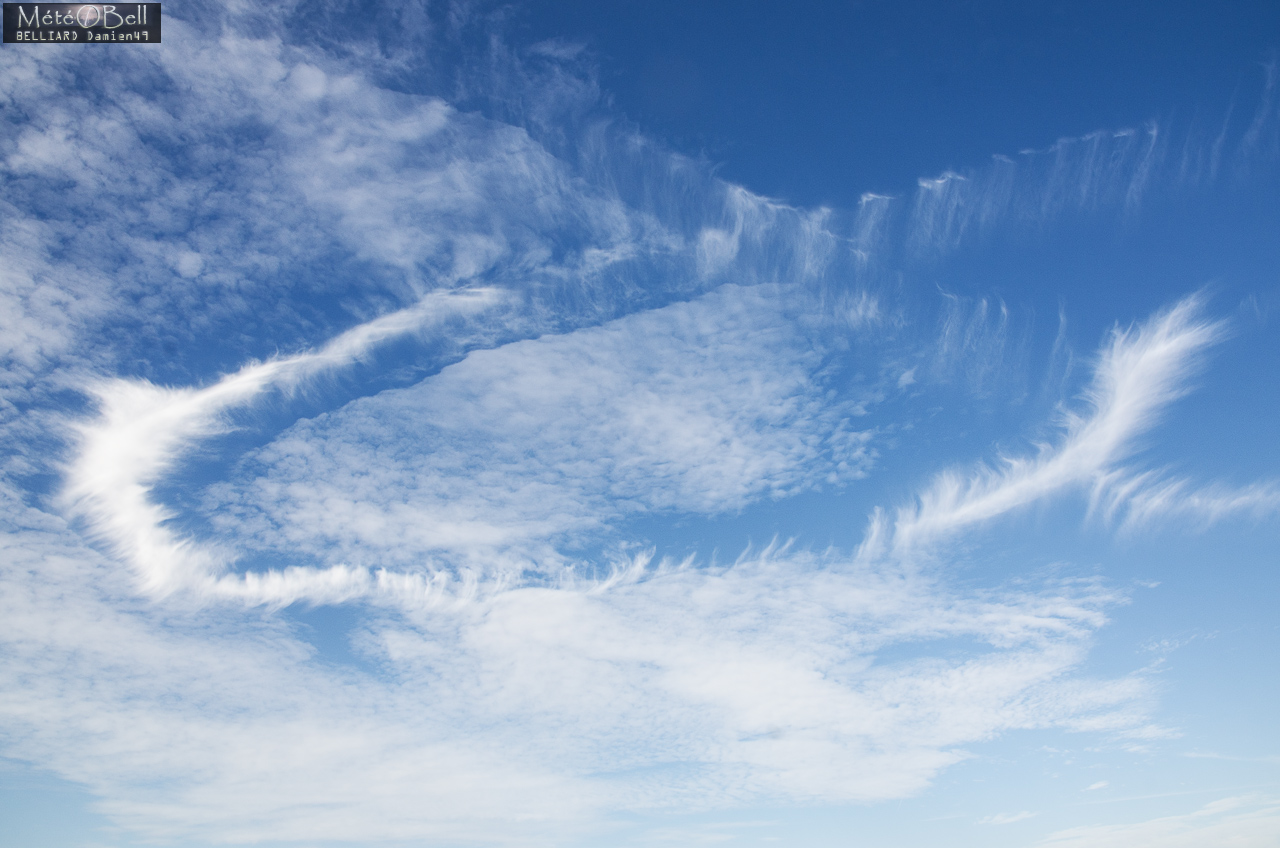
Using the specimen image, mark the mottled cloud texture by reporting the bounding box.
[1,2,1278,846]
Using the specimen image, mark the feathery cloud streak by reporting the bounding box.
[867,296,1226,556]
[1037,795,1280,848]
[66,290,1229,607]
[64,287,502,602]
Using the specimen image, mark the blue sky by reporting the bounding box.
[1,2,1279,846]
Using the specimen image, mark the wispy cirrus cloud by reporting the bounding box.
[62,287,1236,612]
[0,477,1148,843]
[907,125,1163,255]
[980,810,1039,825]
[203,284,875,581]
[862,296,1226,558]
[21,285,1227,842]
[1,2,1278,846]
[1037,795,1280,848]
[63,287,501,597]
[61,282,876,604]
[1097,472,1280,531]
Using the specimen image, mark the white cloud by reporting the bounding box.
[63,287,503,600]
[0,0,881,617]
[18,291,1235,843]
[205,284,874,581]
[1,4,1277,846]
[907,125,1162,255]
[0,14,675,398]
[1038,796,1280,848]
[13,295,1226,842]
[67,288,1240,612]
[62,282,877,604]
[1101,473,1280,531]
[0,487,599,846]
[930,292,1026,394]
[0,211,116,393]
[980,811,1038,825]
[0,482,1148,843]
[872,295,1226,557]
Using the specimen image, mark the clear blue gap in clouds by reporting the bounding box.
[516,0,1280,207]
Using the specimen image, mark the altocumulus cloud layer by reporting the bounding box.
[2,2,1280,846]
